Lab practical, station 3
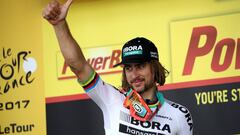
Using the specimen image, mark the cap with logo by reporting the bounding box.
[113,37,159,67]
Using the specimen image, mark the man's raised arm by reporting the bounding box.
[42,0,93,82]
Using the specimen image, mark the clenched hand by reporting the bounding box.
[42,0,73,25]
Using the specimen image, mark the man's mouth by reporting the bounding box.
[131,78,144,86]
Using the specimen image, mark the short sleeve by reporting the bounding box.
[77,71,123,109]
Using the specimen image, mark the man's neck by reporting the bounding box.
[140,85,157,102]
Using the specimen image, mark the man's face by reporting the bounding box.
[124,62,155,93]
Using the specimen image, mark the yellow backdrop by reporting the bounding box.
[0,1,46,135]
[42,0,240,98]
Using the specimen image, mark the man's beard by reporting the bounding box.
[141,83,155,94]
[131,80,155,94]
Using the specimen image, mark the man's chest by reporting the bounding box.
[106,106,177,135]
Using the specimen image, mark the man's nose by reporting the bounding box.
[131,67,139,78]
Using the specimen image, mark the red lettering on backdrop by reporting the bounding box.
[109,50,121,68]
[102,56,111,70]
[61,49,121,75]
[183,26,217,75]
[94,57,103,70]
[211,38,235,72]
[87,58,95,66]
[236,39,240,69]
[62,61,69,75]
[183,26,239,76]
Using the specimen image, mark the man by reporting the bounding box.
[42,0,193,134]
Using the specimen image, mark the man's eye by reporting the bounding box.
[140,64,145,68]
[125,67,131,71]
[139,63,146,69]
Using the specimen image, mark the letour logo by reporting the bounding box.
[0,47,36,95]
[57,45,123,80]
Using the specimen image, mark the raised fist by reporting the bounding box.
[42,0,73,25]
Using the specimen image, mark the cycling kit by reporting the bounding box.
[79,72,193,135]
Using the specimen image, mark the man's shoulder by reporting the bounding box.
[163,99,194,132]
[163,99,192,117]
